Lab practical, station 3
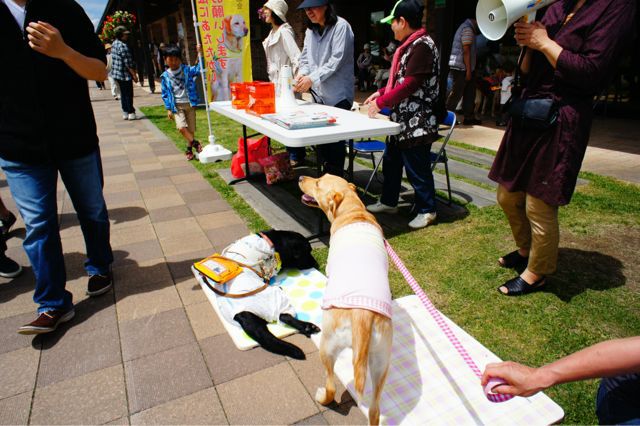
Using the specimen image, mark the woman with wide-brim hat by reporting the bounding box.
[261,0,300,91]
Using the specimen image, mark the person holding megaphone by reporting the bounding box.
[486,0,636,296]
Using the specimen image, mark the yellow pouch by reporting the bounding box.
[193,254,243,284]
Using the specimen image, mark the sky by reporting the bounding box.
[77,0,109,29]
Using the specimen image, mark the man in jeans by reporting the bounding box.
[110,25,138,120]
[446,18,481,125]
[0,0,114,334]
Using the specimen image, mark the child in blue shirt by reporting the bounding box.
[161,46,203,160]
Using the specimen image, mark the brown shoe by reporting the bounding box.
[17,309,75,335]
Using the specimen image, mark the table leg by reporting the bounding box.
[347,139,354,182]
[305,147,326,241]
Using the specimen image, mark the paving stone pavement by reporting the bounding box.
[3,85,635,425]
[0,85,367,425]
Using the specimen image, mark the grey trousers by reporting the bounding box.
[446,69,477,120]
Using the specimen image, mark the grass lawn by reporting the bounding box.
[141,104,640,424]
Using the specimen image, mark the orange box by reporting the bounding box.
[230,82,250,109]
[247,81,275,115]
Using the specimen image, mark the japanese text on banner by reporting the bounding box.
[196,0,252,102]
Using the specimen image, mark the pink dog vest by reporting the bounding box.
[323,222,392,318]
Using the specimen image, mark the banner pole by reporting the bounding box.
[189,0,214,142]
[188,0,232,161]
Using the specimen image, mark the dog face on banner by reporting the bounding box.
[210,14,249,102]
[223,15,249,45]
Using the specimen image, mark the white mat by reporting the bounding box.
[309,295,565,425]
[193,266,326,350]
[195,265,564,424]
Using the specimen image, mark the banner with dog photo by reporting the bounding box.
[196,0,253,102]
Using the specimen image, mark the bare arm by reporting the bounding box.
[482,337,640,397]
[26,21,107,81]
[463,44,472,80]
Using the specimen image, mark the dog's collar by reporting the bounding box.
[226,42,242,54]
[258,232,282,273]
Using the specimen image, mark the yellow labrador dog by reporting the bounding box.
[299,174,392,425]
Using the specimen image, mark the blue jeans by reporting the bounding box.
[116,79,134,114]
[0,150,113,313]
[380,141,436,214]
[596,375,640,425]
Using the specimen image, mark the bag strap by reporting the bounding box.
[198,271,269,298]
[216,254,270,281]
[512,47,528,97]
[198,254,271,298]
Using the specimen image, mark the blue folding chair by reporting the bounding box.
[348,108,391,194]
[430,111,456,205]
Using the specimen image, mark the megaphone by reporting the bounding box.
[276,65,299,111]
[476,0,558,41]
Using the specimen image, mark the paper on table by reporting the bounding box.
[262,110,337,130]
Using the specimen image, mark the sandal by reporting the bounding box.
[192,140,203,153]
[185,149,195,161]
[498,250,529,271]
[498,276,546,296]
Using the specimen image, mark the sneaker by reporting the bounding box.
[463,118,482,126]
[408,212,437,229]
[86,273,113,297]
[17,309,75,335]
[0,211,17,235]
[366,201,398,214]
[0,255,22,278]
[128,113,137,120]
[122,113,129,120]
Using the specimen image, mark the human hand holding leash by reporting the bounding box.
[481,361,548,397]
[482,337,640,400]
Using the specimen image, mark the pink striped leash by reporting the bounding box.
[384,240,513,403]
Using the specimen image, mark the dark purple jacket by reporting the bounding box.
[489,0,636,206]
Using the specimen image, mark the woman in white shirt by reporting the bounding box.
[261,0,301,165]
[262,0,300,95]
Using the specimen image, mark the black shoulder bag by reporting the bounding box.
[507,48,559,130]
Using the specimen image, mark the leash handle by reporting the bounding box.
[384,240,514,403]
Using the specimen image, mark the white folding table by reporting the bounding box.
[209,101,401,183]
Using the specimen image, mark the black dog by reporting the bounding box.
[228,230,320,360]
